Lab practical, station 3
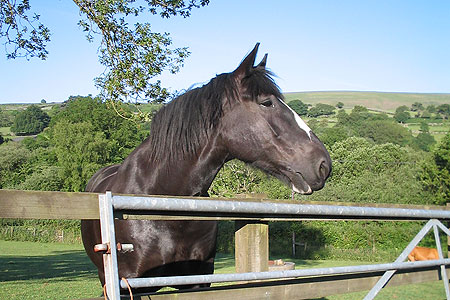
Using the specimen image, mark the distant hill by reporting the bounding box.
[2,92,449,114]
[283,91,450,112]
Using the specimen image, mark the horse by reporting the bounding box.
[408,246,439,261]
[81,43,332,294]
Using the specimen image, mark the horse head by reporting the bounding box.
[219,43,332,194]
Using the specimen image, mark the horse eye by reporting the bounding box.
[260,100,273,107]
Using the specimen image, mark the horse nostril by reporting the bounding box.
[318,160,329,179]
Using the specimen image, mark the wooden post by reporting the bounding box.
[234,221,268,273]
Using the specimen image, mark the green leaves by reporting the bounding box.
[0,96,149,192]
[74,0,207,102]
[307,103,336,117]
[47,96,147,191]
[419,132,450,204]
[0,0,50,59]
[52,120,115,192]
[10,105,50,135]
[287,99,308,116]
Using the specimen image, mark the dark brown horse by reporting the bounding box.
[81,43,332,293]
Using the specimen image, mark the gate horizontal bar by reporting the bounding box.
[121,259,450,289]
[112,195,450,220]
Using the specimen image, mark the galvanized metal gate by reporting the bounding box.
[96,192,450,300]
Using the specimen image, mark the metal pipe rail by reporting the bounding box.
[112,195,450,220]
[121,259,450,289]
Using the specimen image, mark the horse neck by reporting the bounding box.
[120,132,229,196]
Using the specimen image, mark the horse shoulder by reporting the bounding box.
[85,164,120,192]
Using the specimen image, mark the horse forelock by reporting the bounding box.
[148,68,281,164]
[241,68,282,101]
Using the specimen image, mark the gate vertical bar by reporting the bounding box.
[433,222,450,300]
[364,219,435,300]
[99,191,120,300]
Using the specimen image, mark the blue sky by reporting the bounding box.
[1,0,449,104]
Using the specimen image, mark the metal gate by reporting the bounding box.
[95,192,450,300]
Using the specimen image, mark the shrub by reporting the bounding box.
[288,99,308,116]
[11,105,50,135]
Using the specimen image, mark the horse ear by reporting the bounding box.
[233,43,260,79]
[256,53,268,69]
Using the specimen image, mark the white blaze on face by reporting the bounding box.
[279,99,312,139]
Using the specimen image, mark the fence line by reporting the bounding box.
[1,189,450,300]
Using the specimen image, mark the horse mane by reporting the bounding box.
[148,67,282,164]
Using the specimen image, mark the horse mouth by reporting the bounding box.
[282,169,312,195]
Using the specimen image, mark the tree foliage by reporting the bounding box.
[18,166,63,191]
[418,133,450,205]
[0,107,15,127]
[394,110,410,123]
[414,132,436,152]
[10,104,50,135]
[51,96,144,159]
[318,126,349,147]
[0,141,32,188]
[331,106,418,148]
[51,120,115,192]
[313,137,438,205]
[0,96,149,192]
[411,102,424,112]
[0,0,51,59]
[357,119,413,146]
[426,105,436,113]
[1,0,209,103]
[307,103,336,117]
[422,132,450,204]
[287,99,308,116]
[47,96,148,191]
[437,104,450,119]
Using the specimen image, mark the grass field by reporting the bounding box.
[405,122,450,142]
[0,240,447,300]
[284,91,450,112]
[0,127,11,136]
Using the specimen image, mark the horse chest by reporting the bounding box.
[125,220,218,264]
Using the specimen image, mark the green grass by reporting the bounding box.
[0,127,11,136]
[1,240,448,299]
[317,281,447,300]
[0,241,100,299]
[284,91,450,112]
[404,122,450,142]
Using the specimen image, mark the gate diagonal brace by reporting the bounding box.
[364,219,450,300]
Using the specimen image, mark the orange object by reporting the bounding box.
[408,246,439,261]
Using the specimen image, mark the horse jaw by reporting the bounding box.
[291,176,313,195]
[281,168,313,195]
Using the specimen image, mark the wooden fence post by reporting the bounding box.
[234,221,269,273]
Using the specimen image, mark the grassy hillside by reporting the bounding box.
[284,91,450,112]
[2,92,449,113]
